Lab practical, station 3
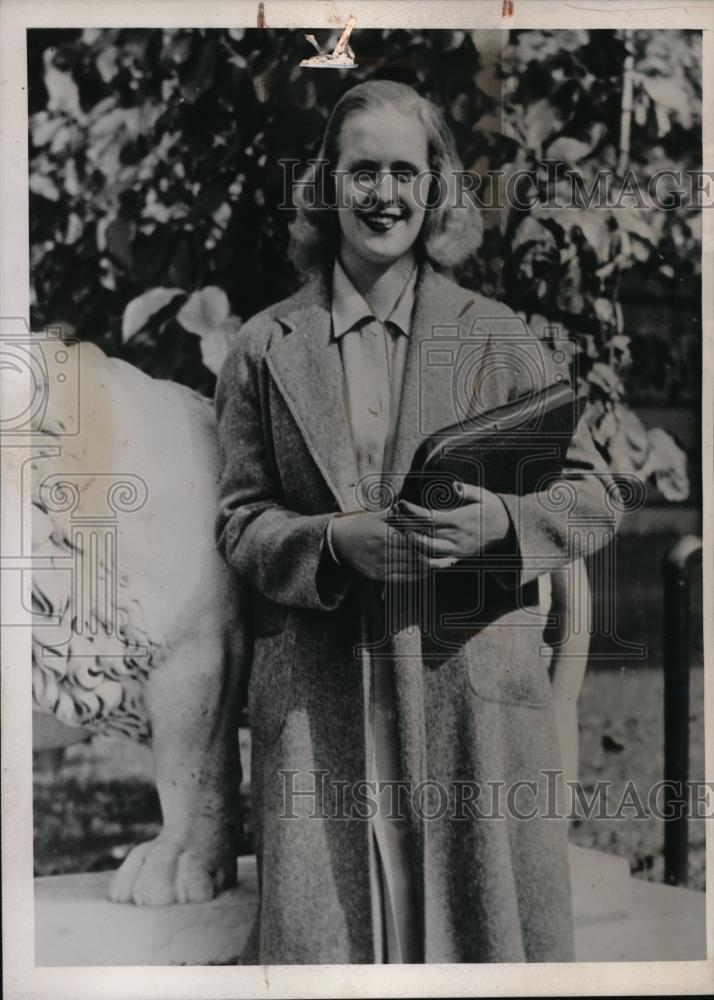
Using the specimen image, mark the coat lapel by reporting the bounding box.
[388,263,481,491]
[266,273,360,512]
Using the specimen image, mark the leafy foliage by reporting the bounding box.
[493,28,701,500]
[28,28,700,497]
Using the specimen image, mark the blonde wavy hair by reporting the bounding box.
[288,80,483,274]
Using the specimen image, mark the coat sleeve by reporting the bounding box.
[214,322,354,611]
[487,314,622,591]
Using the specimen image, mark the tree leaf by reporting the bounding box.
[65,213,83,246]
[594,297,615,325]
[176,286,231,336]
[590,406,618,450]
[198,316,242,375]
[633,94,649,126]
[616,209,657,243]
[49,123,76,155]
[179,39,218,104]
[105,216,136,270]
[644,427,689,501]
[524,98,559,153]
[630,235,651,262]
[510,214,557,253]
[608,403,649,472]
[122,288,185,342]
[642,76,693,128]
[89,107,140,142]
[165,32,194,64]
[545,136,594,165]
[29,173,60,202]
[43,51,86,124]
[536,208,611,263]
[87,96,117,125]
[30,112,63,147]
[96,46,119,83]
[654,103,671,137]
[587,362,623,399]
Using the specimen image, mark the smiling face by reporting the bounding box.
[333,108,430,272]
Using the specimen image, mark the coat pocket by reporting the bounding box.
[465,624,553,709]
[247,614,297,745]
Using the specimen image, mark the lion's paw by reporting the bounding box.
[108,837,234,906]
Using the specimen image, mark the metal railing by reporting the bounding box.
[662,534,703,887]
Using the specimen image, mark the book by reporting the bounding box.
[399,379,586,509]
[384,380,586,635]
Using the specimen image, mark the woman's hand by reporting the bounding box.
[330,510,459,581]
[387,482,512,562]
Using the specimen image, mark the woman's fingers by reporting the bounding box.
[384,558,458,581]
[382,529,460,575]
[384,569,428,582]
[389,508,476,544]
[388,501,455,535]
[385,523,460,559]
[380,532,432,572]
[393,498,483,532]
[457,482,485,504]
[387,500,434,532]
[427,555,461,570]
[403,529,457,558]
[380,534,460,578]
[384,555,459,580]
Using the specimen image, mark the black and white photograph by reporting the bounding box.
[1,0,712,995]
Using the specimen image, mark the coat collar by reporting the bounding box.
[331,258,417,338]
[266,261,484,512]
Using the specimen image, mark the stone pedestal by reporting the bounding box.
[35,856,258,966]
[574,876,706,962]
[34,847,706,965]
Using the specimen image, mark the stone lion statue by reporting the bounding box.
[31,340,248,905]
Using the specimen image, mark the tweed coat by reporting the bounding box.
[215,262,620,965]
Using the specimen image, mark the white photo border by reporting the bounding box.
[2,2,712,997]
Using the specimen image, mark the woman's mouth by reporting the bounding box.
[356,207,406,233]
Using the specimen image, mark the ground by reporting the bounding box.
[572,665,705,889]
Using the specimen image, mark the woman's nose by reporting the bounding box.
[374,170,395,202]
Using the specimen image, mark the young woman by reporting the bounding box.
[215,80,618,964]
